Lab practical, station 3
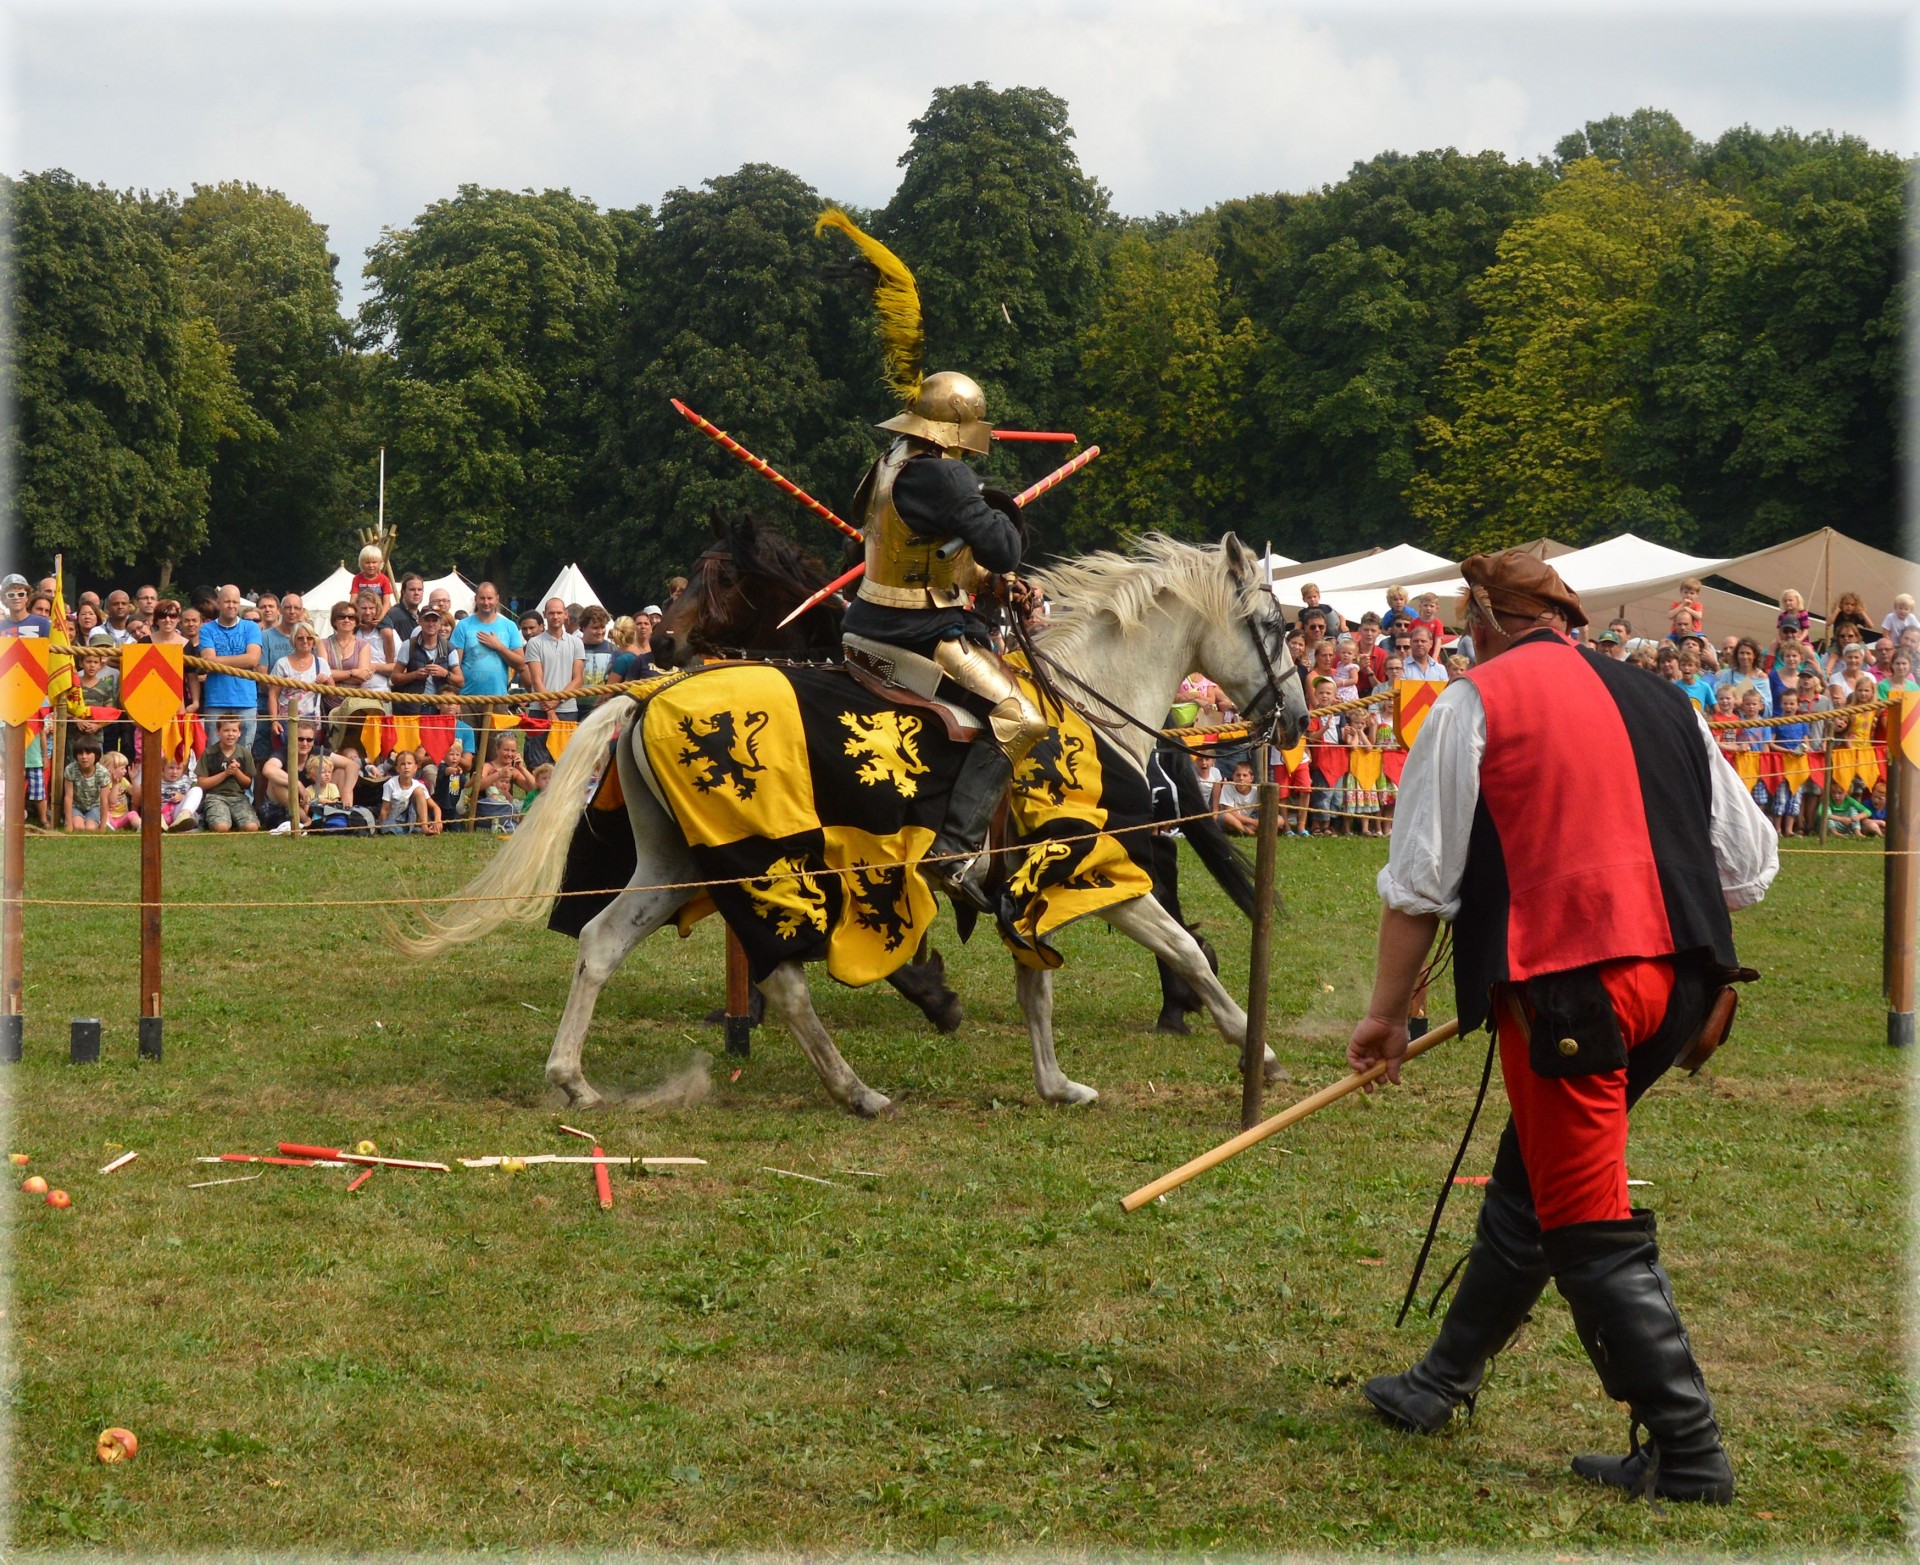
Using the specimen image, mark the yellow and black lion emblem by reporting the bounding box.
[1014,729,1085,807]
[839,710,930,798]
[677,709,769,800]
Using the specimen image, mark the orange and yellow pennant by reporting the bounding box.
[1780,749,1811,797]
[119,644,185,733]
[0,636,50,727]
[1395,678,1440,750]
[48,564,85,718]
[358,711,391,760]
[545,719,579,761]
[1349,746,1384,793]
[388,711,421,757]
[489,712,522,731]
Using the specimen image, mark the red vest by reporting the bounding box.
[1452,631,1735,1032]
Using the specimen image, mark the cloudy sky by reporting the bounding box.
[5,1,1910,311]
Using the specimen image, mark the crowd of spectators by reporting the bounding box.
[1186,579,1920,842]
[2,555,1914,845]
[0,544,681,836]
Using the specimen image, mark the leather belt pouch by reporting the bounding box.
[1520,967,1627,1078]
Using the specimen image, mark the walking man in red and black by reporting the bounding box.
[1348,550,1778,1503]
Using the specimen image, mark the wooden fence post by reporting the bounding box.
[1886,692,1917,1049]
[139,729,163,1059]
[724,928,754,1058]
[1,724,23,1062]
[1240,778,1280,1129]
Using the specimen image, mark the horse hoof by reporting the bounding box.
[1263,1058,1290,1084]
[932,1000,964,1035]
[1155,1009,1191,1034]
[848,1089,894,1119]
[1047,1082,1099,1107]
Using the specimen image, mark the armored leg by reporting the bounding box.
[928,638,1046,911]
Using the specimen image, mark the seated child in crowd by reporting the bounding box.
[158,754,202,832]
[378,748,441,836]
[1213,760,1259,837]
[100,750,139,832]
[63,734,106,831]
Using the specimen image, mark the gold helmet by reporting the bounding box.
[876,370,992,455]
[815,209,993,456]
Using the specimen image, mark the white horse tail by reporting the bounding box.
[397,696,633,958]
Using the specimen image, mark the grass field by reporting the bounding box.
[3,828,1909,1556]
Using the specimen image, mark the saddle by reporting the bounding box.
[840,635,985,744]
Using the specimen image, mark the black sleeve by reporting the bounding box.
[891,456,1023,573]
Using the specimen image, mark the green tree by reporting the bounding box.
[1,170,232,581]
[360,185,619,582]
[165,181,364,589]
[1213,149,1549,557]
[590,165,878,596]
[881,83,1109,494]
[1409,158,1748,552]
[1068,231,1254,548]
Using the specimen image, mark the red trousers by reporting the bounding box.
[1495,956,1678,1232]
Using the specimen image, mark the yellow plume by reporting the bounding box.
[815,208,924,405]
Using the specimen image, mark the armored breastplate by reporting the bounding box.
[856,444,974,611]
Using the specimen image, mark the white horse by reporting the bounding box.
[403,534,1307,1115]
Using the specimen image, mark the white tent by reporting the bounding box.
[1270,542,1458,625]
[303,565,356,615]
[421,571,475,616]
[538,562,605,611]
[1711,527,1920,618]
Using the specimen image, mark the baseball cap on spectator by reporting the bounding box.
[1777,611,1803,631]
[1597,631,1620,645]
[0,574,28,594]
[643,604,663,617]
[418,605,442,621]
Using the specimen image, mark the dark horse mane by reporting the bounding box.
[655,512,853,666]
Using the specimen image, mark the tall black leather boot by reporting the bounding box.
[1365,1176,1552,1433]
[929,745,1013,914]
[1542,1210,1734,1504]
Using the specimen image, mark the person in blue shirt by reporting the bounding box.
[197,584,264,751]
[1767,691,1811,835]
[447,581,528,699]
[0,575,51,639]
[1674,648,1717,711]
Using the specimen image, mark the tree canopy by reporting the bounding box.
[4,99,1907,598]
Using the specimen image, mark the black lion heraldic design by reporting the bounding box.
[848,865,914,952]
[1016,729,1085,807]
[676,709,769,799]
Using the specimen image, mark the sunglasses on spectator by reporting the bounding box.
[156,609,180,619]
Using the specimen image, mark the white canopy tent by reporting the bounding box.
[302,565,356,615]
[539,563,605,610]
[420,572,476,616]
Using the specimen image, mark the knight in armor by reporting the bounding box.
[818,212,1047,912]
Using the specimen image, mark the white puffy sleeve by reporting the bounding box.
[1376,681,1486,921]
[1695,709,1779,910]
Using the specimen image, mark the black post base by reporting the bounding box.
[0,1013,20,1063]
[139,1015,163,1061]
[724,1016,752,1058]
[70,1018,101,1065]
[1890,1011,1914,1050]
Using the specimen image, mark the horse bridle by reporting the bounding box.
[1027,582,1296,754]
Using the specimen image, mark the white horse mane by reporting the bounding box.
[1028,534,1264,656]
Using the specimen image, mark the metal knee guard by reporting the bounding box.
[932,638,1046,765]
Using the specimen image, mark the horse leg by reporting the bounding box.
[885,940,964,1033]
[1100,895,1288,1083]
[1017,963,1099,1106]
[545,881,685,1106]
[755,961,894,1118]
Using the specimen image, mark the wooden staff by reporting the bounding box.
[1,723,23,1062]
[139,725,163,1058]
[1121,1018,1462,1212]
